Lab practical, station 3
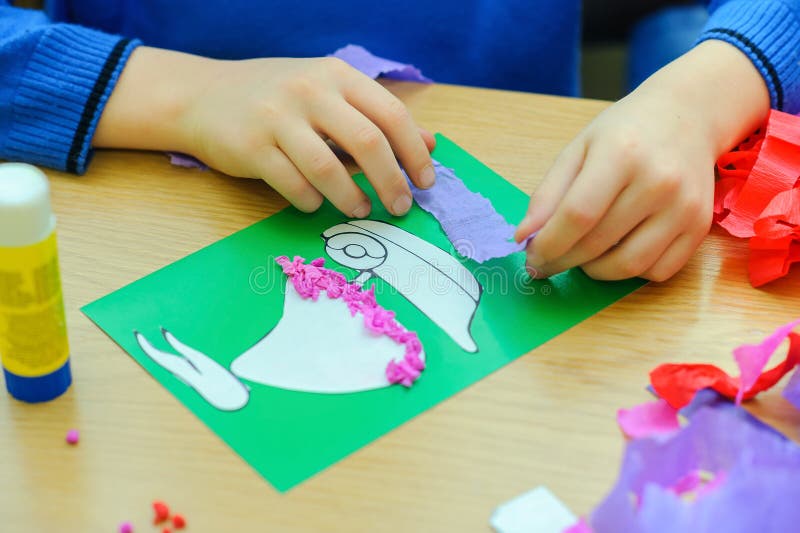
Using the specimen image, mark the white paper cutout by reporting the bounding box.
[135,329,250,411]
[323,220,482,352]
[230,283,423,393]
[134,220,480,411]
[490,486,577,533]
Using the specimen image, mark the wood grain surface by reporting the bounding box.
[1,81,798,532]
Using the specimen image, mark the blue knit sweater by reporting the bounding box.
[1,0,798,173]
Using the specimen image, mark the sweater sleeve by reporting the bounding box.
[698,0,800,114]
[0,4,140,173]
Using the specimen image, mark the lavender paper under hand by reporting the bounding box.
[329,44,432,83]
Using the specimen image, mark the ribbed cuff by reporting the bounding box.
[5,25,140,174]
[697,0,800,114]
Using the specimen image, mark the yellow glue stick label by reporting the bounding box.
[0,232,70,377]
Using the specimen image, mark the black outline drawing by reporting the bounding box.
[322,220,483,353]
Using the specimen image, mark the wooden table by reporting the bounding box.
[2,82,799,532]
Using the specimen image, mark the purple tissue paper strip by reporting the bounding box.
[166,152,209,170]
[410,160,530,263]
[783,368,800,410]
[588,404,800,533]
[329,44,433,83]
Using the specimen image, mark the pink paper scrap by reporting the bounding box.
[616,399,681,440]
[733,317,800,404]
[275,255,424,387]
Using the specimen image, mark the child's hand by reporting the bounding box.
[95,48,436,217]
[515,41,770,282]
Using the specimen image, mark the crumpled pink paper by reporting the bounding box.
[275,255,424,387]
[616,398,681,439]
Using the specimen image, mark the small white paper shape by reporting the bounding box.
[490,486,577,533]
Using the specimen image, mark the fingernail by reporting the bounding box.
[526,265,547,279]
[419,165,436,188]
[392,194,412,215]
[527,247,544,267]
[518,213,534,229]
[351,201,371,218]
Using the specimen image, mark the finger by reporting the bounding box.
[640,233,700,282]
[341,74,435,189]
[254,147,323,213]
[312,97,412,216]
[276,125,372,218]
[515,138,587,242]
[530,178,672,276]
[419,127,437,153]
[527,143,635,266]
[580,211,683,281]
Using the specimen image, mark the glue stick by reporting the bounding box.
[0,163,71,402]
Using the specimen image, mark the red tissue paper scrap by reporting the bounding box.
[650,318,800,409]
[714,109,800,286]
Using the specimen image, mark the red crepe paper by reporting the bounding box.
[749,188,800,286]
[650,332,800,409]
[714,110,800,285]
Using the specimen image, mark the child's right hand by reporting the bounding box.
[94,47,436,217]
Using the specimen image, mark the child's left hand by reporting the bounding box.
[514,40,770,282]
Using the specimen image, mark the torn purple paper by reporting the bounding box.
[329,44,432,83]
[587,404,800,532]
[409,161,530,263]
[166,152,208,170]
[783,368,800,410]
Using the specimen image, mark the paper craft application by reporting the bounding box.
[82,135,645,491]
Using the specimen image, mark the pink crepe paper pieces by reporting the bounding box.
[714,109,800,286]
[733,317,800,404]
[616,399,681,439]
[275,256,424,387]
[650,318,800,409]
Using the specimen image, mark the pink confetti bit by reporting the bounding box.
[65,429,79,445]
[118,522,134,533]
[275,256,425,387]
[733,318,800,405]
[667,470,727,502]
[616,399,681,439]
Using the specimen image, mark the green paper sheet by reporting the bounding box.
[82,135,645,491]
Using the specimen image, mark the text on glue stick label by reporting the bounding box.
[0,232,69,376]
